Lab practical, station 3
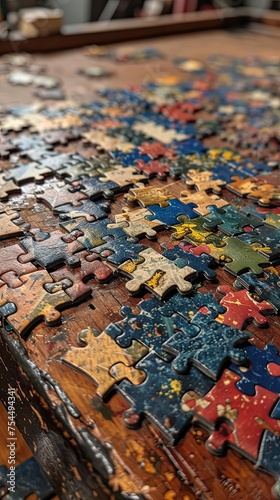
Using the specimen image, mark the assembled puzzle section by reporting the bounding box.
[0,52,279,499]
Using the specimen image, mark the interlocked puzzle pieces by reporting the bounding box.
[182,369,280,460]
[163,310,249,379]
[61,327,147,397]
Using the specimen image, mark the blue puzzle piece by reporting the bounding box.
[235,271,280,313]
[229,344,280,396]
[110,149,151,167]
[76,177,119,199]
[237,225,280,262]
[106,296,199,359]
[118,351,214,443]
[0,457,54,500]
[60,217,125,251]
[146,198,198,226]
[94,236,147,265]
[55,199,110,221]
[256,430,280,494]
[162,244,216,280]
[203,205,263,236]
[172,139,207,155]
[163,310,249,379]
[158,292,225,319]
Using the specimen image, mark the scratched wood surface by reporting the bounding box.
[0,28,279,500]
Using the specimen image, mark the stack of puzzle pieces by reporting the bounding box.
[0,54,280,498]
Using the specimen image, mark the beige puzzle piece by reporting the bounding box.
[185,170,225,194]
[83,130,134,152]
[107,207,163,239]
[124,183,176,207]
[62,328,147,397]
[180,189,229,216]
[99,166,146,187]
[119,247,196,298]
[133,121,187,144]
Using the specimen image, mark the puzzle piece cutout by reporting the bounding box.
[146,198,198,226]
[230,344,280,396]
[50,250,114,301]
[182,369,280,460]
[124,183,176,207]
[118,247,196,298]
[19,229,83,269]
[0,270,71,336]
[61,328,147,397]
[217,284,274,329]
[0,457,54,500]
[163,309,249,379]
[107,207,164,239]
[235,271,280,313]
[118,351,214,443]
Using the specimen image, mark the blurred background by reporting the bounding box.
[1,0,280,26]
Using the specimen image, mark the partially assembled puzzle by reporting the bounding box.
[0,53,280,499]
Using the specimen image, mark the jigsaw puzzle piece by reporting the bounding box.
[19,229,83,269]
[235,270,280,313]
[134,159,169,179]
[248,183,280,207]
[4,162,52,184]
[158,291,226,319]
[185,170,225,194]
[163,309,249,379]
[107,207,164,239]
[50,250,114,301]
[60,218,125,251]
[106,296,198,359]
[217,285,274,329]
[200,237,269,276]
[35,182,87,210]
[229,344,280,396]
[98,166,147,188]
[0,270,71,336]
[118,351,214,443]
[0,457,54,500]
[145,198,198,226]
[226,176,261,197]
[171,214,226,247]
[74,176,118,199]
[0,173,21,201]
[179,190,229,216]
[61,328,147,397]
[124,183,176,207]
[237,225,280,262]
[55,199,110,222]
[92,236,147,266]
[118,247,196,298]
[162,242,216,280]
[0,213,24,240]
[0,244,37,288]
[256,431,280,499]
[182,369,280,459]
[203,205,263,236]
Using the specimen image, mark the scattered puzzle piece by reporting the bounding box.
[171,214,226,247]
[0,213,24,240]
[107,207,163,239]
[185,170,225,194]
[19,229,83,268]
[55,199,110,222]
[217,284,274,329]
[124,183,175,207]
[146,198,198,226]
[0,244,37,288]
[179,190,229,216]
[36,182,87,210]
[0,270,71,335]
[235,270,280,312]
[61,328,147,397]
[60,218,125,251]
[203,205,263,236]
[118,247,196,298]
[162,242,216,280]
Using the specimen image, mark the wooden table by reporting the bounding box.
[0,26,279,500]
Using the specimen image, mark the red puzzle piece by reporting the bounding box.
[217,284,274,329]
[182,369,280,460]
